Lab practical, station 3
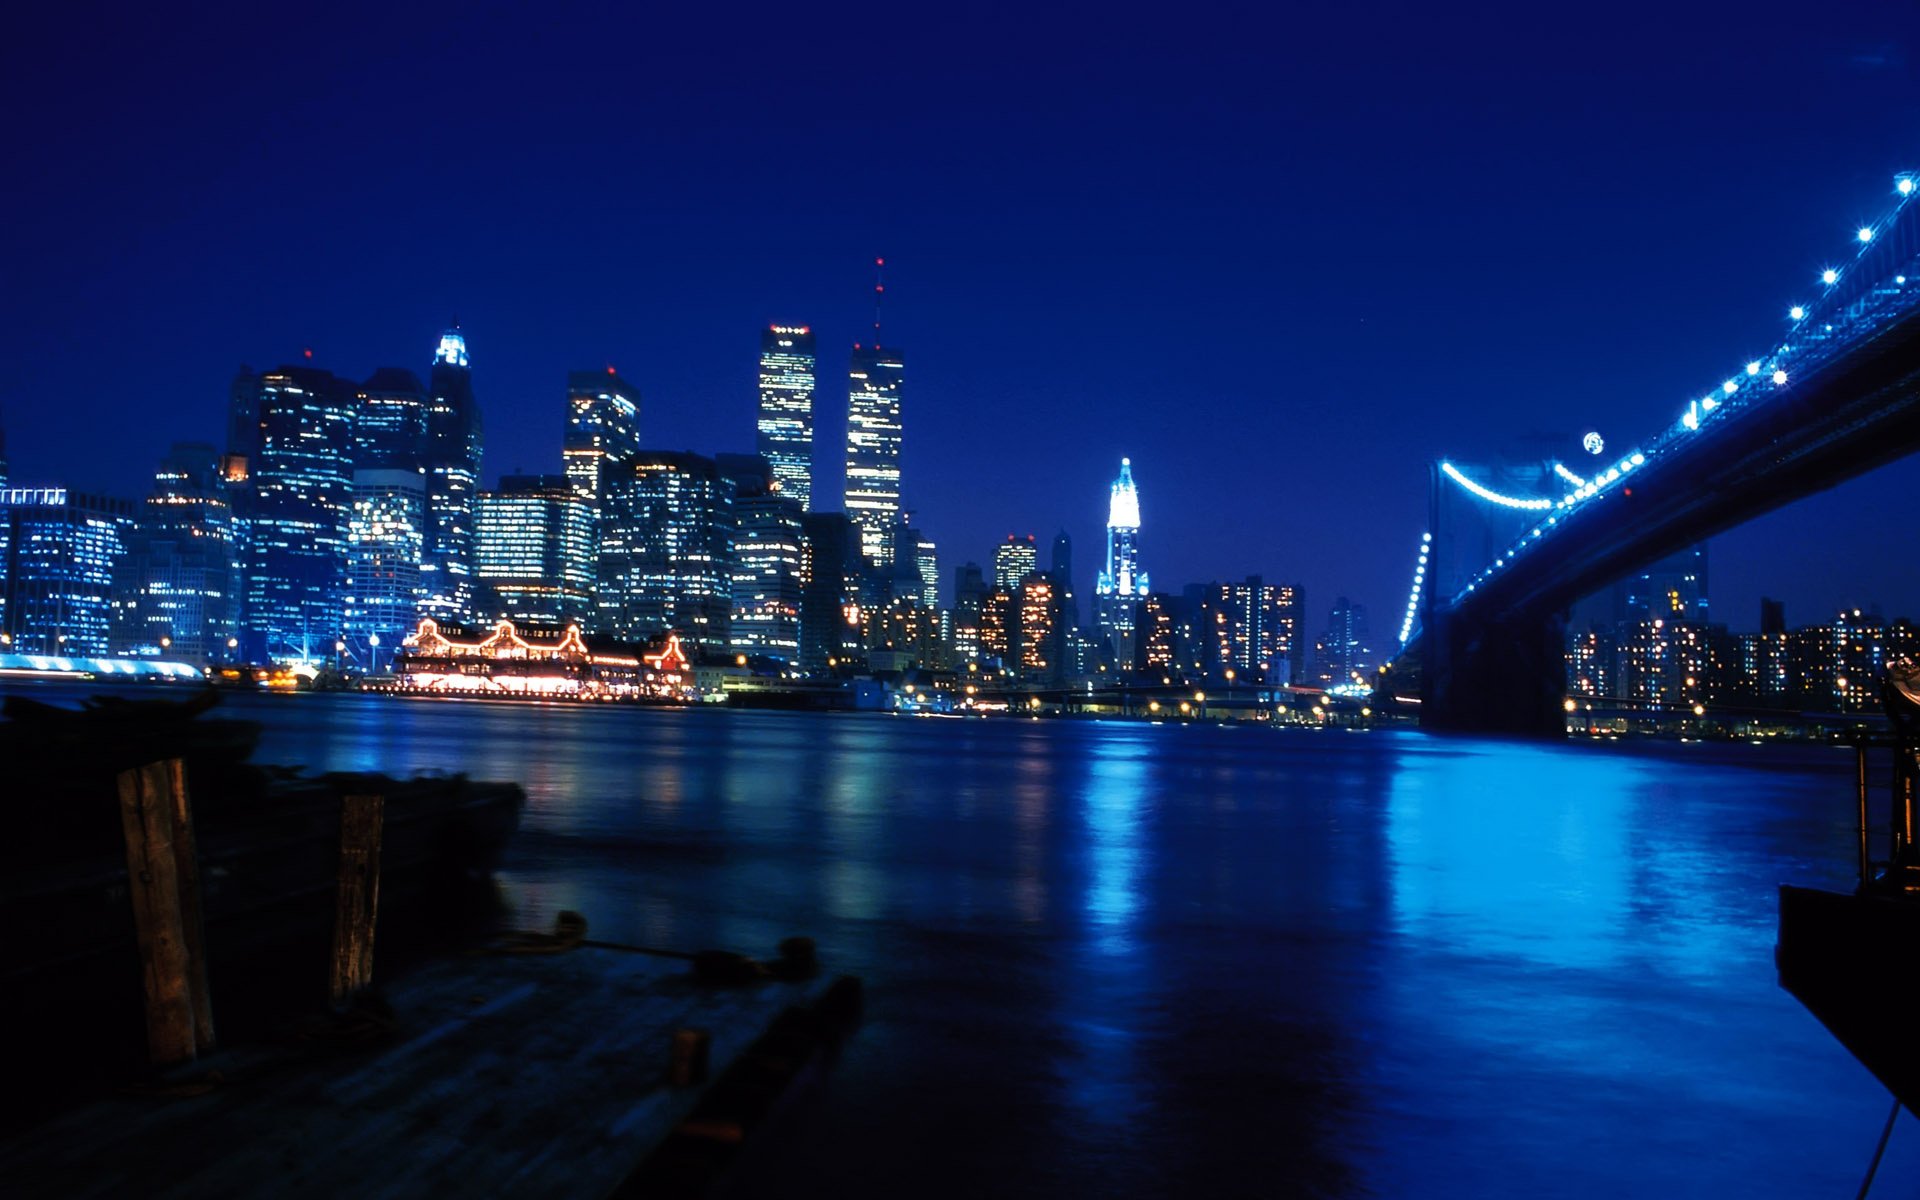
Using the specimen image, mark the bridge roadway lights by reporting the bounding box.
[1420,606,1572,738]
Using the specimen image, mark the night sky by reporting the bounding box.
[5,2,1918,634]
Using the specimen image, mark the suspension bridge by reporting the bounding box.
[1383,170,1920,734]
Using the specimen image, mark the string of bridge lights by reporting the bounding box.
[1402,171,1919,646]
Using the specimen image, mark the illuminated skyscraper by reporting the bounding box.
[1094,457,1149,664]
[1193,576,1305,683]
[1,489,134,657]
[474,474,594,627]
[993,534,1037,591]
[799,511,865,671]
[845,342,904,566]
[354,368,429,469]
[344,468,427,660]
[245,364,355,663]
[423,325,483,618]
[1311,596,1374,688]
[115,443,241,664]
[564,368,643,509]
[757,327,815,510]
[598,451,733,653]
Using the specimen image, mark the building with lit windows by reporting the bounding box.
[473,474,594,628]
[343,468,426,666]
[354,368,429,469]
[423,325,484,619]
[845,342,904,566]
[799,511,865,671]
[1,488,135,657]
[114,444,240,664]
[1094,458,1150,666]
[1135,593,1183,674]
[1016,572,1057,680]
[1191,576,1305,683]
[598,451,733,654]
[993,534,1037,591]
[245,364,355,663]
[757,326,815,510]
[564,368,642,509]
[1311,596,1373,688]
[719,456,804,662]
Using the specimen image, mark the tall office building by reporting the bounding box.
[474,474,594,627]
[845,342,904,566]
[598,451,734,654]
[993,534,1037,591]
[799,511,865,671]
[423,325,483,618]
[564,368,643,508]
[951,560,988,663]
[757,326,816,510]
[354,368,429,469]
[1,489,134,657]
[245,364,355,663]
[1311,596,1374,688]
[1617,543,1709,625]
[344,468,427,661]
[1095,458,1150,666]
[913,531,939,611]
[224,365,260,474]
[1192,576,1305,682]
[727,460,806,662]
[114,443,241,664]
[1016,572,1058,680]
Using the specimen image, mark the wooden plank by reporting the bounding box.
[329,794,384,1010]
[116,760,197,1066]
[164,758,215,1054]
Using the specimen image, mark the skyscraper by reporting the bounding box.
[245,364,355,663]
[354,368,429,469]
[423,325,483,619]
[598,450,734,653]
[564,368,643,509]
[1,489,134,657]
[344,467,427,660]
[1192,576,1305,682]
[799,511,865,671]
[725,458,805,662]
[845,342,904,566]
[993,534,1037,591]
[1312,596,1374,688]
[757,326,816,510]
[115,443,241,664]
[474,474,594,627]
[1095,457,1149,664]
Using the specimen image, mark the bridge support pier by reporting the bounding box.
[1422,606,1569,737]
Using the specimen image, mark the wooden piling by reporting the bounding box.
[669,1028,711,1086]
[117,759,210,1065]
[329,794,385,1010]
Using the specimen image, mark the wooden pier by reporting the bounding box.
[0,944,859,1198]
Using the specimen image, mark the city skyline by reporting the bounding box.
[4,4,1918,631]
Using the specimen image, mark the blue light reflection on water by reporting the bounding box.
[40,684,1915,1197]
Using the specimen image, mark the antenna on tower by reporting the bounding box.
[873,256,885,343]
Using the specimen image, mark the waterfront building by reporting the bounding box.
[423,325,484,619]
[993,534,1037,592]
[724,458,805,662]
[1192,577,1306,683]
[1016,572,1057,680]
[1831,608,1889,712]
[354,368,429,469]
[394,616,691,700]
[245,364,355,663]
[598,450,733,654]
[1094,458,1150,666]
[757,326,816,510]
[473,474,594,629]
[845,342,904,566]
[1135,592,1183,674]
[951,560,987,663]
[564,368,643,509]
[979,586,1015,664]
[114,443,241,664]
[343,468,427,666]
[1310,596,1373,689]
[1,488,134,657]
[865,593,944,672]
[1565,624,1616,699]
[799,511,865,671]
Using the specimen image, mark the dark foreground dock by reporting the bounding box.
[0,945,861,1198]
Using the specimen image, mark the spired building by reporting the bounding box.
[598,451,734,655]
[114,443,241,664]
[845,341,904,567]
[423,325,484,620]
[1,488,135,657]
[1095,458,1150,666]
[245,364,355,663]
[474,475,595,627]
[757,326,816,510]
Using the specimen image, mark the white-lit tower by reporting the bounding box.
[1094,457,1150,666]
